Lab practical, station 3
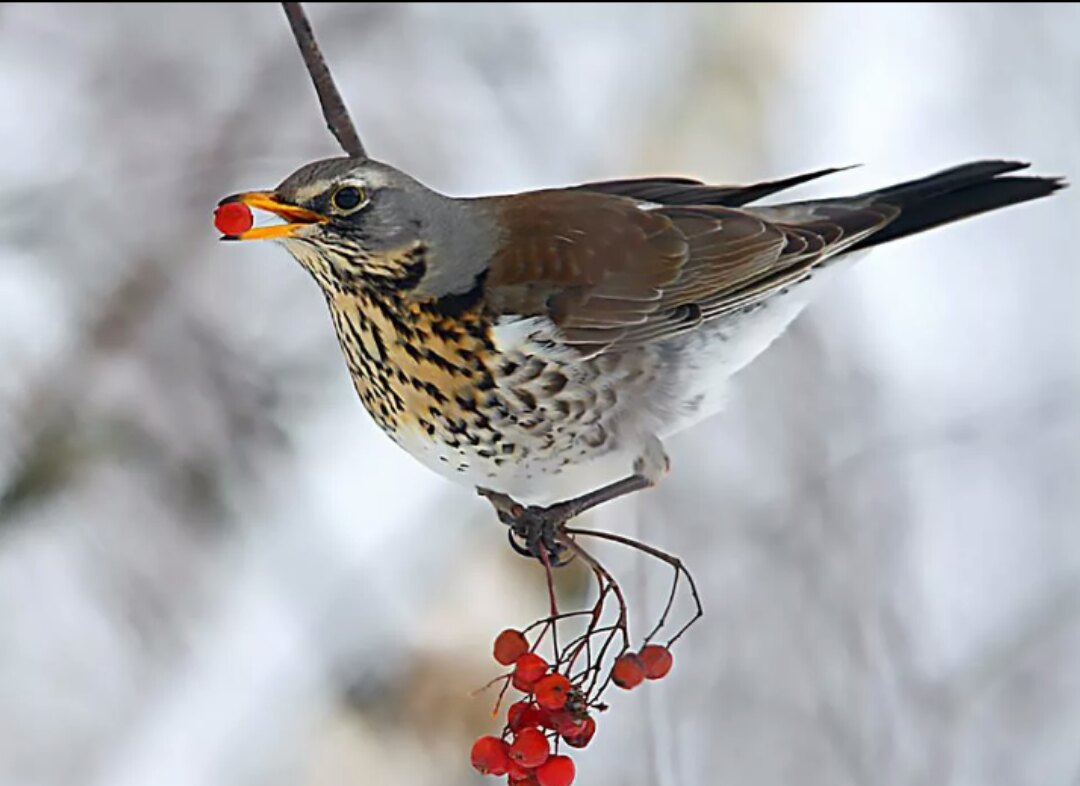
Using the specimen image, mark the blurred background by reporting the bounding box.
[1,4,1078,785]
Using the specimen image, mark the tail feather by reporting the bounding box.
[848,160,1065,252]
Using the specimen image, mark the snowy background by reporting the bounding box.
[0,4,1077,786]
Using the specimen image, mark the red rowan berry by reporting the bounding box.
[213,202,253,236]
[536,755,576,786]
[471,735,510,776]
[506,759,533,783]
[512,653,548,692]
[639,644,674,679]
[533,674,571,711]
[611,652,646,690]
[542,709,573,733]
[561,716,596,749]
[508,701,546,732]
[509,727,550,769]
[494,629,530,666]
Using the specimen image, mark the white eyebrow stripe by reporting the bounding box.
[291,182,330,203]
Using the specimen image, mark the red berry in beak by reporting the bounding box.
[214,202,253,236]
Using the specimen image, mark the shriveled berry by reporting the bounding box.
[494,629,530,666]
[508,701,546,732]
[534,673,571,711]
[471,735,510,776]
[213,202,253,236]
[509,727,550,769]
[536,755,576,786]
[512,653,548,692]
[611,652,646,690]
[639,644,674,679]
[561,716,596,749]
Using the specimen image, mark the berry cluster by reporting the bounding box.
[467,500,702,781]
[471,627,675,785]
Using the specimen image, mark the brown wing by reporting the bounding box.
[484,189,897,355]
[484,191,687,356]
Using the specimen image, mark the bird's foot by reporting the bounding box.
[477,488,574,567]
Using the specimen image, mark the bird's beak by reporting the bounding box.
[217,192,329,240]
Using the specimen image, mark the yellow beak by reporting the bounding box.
[218,192,329,240]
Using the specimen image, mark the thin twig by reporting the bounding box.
[565,526,704,646]
[556,533,632,698]
[471,673,513,720]
[281,3,366,158]
[539,549,562,662]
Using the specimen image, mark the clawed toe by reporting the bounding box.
[477,488,572,566]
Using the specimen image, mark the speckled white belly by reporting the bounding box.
[396,256,858,502]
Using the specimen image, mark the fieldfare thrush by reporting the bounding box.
[218,157,1063,557]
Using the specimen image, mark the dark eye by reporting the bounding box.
[332,185,366,212]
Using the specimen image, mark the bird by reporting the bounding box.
[217,158,1063,556]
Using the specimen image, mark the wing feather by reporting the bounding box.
[481,185,896,355]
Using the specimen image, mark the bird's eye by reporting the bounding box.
[331,185,366,213]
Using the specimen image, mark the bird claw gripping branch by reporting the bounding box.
[477,488,573,567]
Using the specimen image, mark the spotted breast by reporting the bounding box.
[323,252,657,497]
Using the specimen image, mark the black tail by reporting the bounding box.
[848,160,1065,252]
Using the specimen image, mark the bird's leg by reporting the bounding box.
[478,437,670,565]
[478,476,652,565]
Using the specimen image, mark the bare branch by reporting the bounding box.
[281,2,365,158]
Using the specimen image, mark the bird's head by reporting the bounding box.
[217,156,482,294]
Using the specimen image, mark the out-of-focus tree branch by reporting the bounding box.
[0,37,303,524]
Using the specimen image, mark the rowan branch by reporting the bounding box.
[281,2,365,158]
